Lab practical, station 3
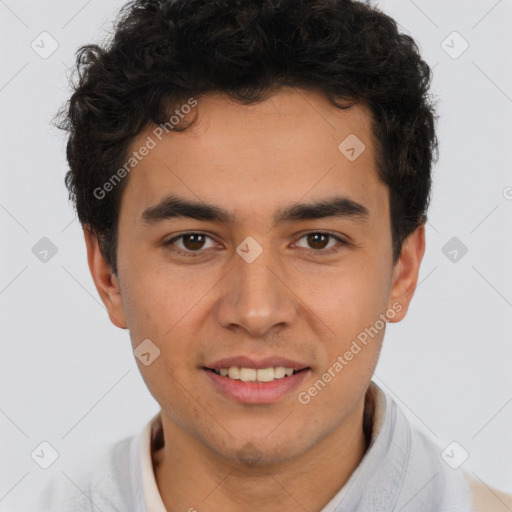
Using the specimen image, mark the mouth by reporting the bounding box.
[202,364,311,404]
[203,366,310,383]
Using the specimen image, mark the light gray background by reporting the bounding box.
[1,0,511,510]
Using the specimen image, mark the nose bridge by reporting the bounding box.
[238,247,277,302]
[216,239,297,336]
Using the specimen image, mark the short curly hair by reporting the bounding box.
[56,0,437,276]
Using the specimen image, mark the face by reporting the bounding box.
[85,86,424,467]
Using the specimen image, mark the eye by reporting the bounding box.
[165,233,217,257]
[165,231,348,258]
[294,232,347,254]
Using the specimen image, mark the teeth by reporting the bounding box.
[239,368,257,382]
[213,366,299,382]
[273,366,286,379]
[228,367,240,379]
[256,368,274,382]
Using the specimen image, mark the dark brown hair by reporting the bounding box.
[56,0,437,275]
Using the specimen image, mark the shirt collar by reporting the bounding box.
[139,411,167,511]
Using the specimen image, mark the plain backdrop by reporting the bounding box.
[1,0,511,510]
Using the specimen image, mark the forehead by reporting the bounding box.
[118,87,387,227]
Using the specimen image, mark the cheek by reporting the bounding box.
[122,262,199,337]
[299,265,390,383]
[303,261,389,333]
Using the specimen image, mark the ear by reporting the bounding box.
[83,225,127,329]
[387,223,426,323]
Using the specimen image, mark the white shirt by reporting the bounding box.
[41,381,508,511]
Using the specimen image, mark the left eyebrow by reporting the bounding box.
[275,196,370,224]
[140,194,370,226]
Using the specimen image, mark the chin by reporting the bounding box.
[208,431,309,468]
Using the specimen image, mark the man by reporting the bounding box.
[42,0,511,510]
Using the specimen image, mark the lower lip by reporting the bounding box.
[203,368,311,404]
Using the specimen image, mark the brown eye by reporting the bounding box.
[295,232,346,254]
[165,233,216,257]
[306,233,330,250]
[181,233,206,250]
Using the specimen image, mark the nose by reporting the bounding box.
[214,244,298,338]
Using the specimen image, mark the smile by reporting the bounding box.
[207,365,305,383]
[203,366,311,404]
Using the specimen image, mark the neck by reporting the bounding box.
[153,396,373,512]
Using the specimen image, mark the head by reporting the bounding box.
[57,0,436,466]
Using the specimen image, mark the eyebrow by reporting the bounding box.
[141,194,370,226]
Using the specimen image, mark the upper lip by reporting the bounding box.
[204,356,310,371]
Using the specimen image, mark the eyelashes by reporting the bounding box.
[165,231,349,258]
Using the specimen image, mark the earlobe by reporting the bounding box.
[83,225,128,330]
[387,223,426,323]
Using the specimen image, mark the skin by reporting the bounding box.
[84,86,425,511]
